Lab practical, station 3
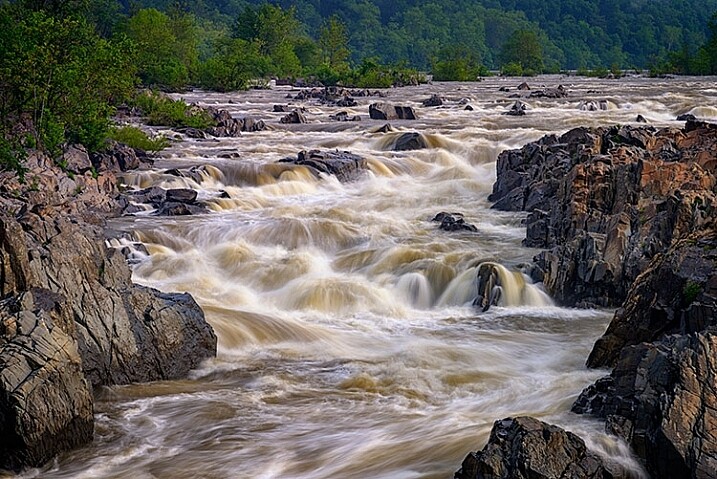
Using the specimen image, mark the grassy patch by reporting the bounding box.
[107,126,169,152]
[130,91,214,129]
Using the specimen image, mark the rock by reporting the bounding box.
[473,262,503,312]
[464,105,474,111]
[91,141,152,173]
[375,123,395,133]
[422,94,443,107]
[166,188,197,203]
[0,291,93,471]
[62,144,92,173]
[573,328,717,478]
[391,132,428,151]
[586,231,717,369]
[176,127,209,139]
[517,82,531,90]
[454,416,619,479]
[529,85,568,98]
[369,102,418,120]
[280,110,308,124]
[636,114,647,123]
[505,100,528,116]
[329,111,361,122]
[278,150,368,183]
[489,122,717,307]
[579,100,610,111]
[273,104,291,112]
[205,108,266,136]
[677,113,697,121]
[431,211,478,232]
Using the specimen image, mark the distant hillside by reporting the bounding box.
[127,0,717,69]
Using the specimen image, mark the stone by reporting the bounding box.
[636,114,647,123]
[505,100,528,116]
[677,113,697,121]
[278,150,368,183]
[166,188,198,203]
[454,416,619,479]
[280,110,308,124]
[422,94,443,107]
[369,102,418,120]
[432,212,478,232]
[330,111,361,122]
[517,82,530,90]
[392,132,428,151]
[62,144,92,173]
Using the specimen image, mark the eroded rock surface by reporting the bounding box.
[279,150,368,183]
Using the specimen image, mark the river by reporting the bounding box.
[25,76,717,478]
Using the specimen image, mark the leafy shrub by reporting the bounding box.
[501,62,523,76]
[131,91,214,129]
[107,126,169,152]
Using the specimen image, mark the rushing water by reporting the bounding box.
[23,76,717,478]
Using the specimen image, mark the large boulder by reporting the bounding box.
[391,132,428,151]
[278,150,368,183]
[369,102,418,120]
[455,416,619,479]
[0,290,93,471]
[489,122,717,307]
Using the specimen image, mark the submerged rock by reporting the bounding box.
[329,111,361,122]
[505,100,528,116]
[422,94,444,107]
[454,416,619,479]
[392,132,428,151]
[280,109,308,124]
[279,150,368,182]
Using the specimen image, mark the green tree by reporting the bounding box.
[500,29,544,74]
[318,15,350,72]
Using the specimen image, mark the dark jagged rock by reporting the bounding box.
[369,102,418,120]
[677,113,697,121]
[517,82,531,90]
[273,104,291,112]
[573,328,717,479]
[636,114,647,123]
[499,86,510,92]
[489,123,717,307]
[529,85,568,98]
[280,110,308,124]
[90,141,153,173]
[176,127,209,139]
[391,132,428,151]
[278,150,368,183]
[579,100,610,111]
[62,144,93,174]
[464,105,474,111]
[166,188,197,203]
[375,123,395,133]
[422,94,443,107]
[329,111,361,122]
[206,108,266,136]
[505,100,528,116]
[432,212,478,232]
[125,187,208,216]
[454,416,619,479]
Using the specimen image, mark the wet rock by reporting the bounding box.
[422,94,443,107]
[165,188,197,203]
[517,81,531,90]
[280,110,308,124]
[454,416,619,479]
[499,86,510,92]
[677,113,697,121]
[489,122,717,307]
[529,85,568,98]
[636,114,647,123]
[273,104,291,112]
[205,108,266,136]
[464,105,474,111]
[375,123,395,133]
[176,127,209,139]
[279,150,368,183]
[330,111,361,122]
[579,100,610,111]
[369,102,418,120]
[432,212,478,232]
[392,132,428,151]
[505,100,528,116]
[573,327,717,479]
[0,291,94,471]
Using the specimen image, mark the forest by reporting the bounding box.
[2,0,717,176]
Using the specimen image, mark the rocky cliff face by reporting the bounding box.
[0,145,216,470]
[467,121,717,478]
[489,121,717,307]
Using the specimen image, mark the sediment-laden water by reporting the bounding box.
[26,76,717,478]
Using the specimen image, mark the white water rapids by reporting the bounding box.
[23,76,717,478]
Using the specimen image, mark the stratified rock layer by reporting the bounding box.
[490,121,717,307]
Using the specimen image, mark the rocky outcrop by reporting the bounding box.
[280,109,308,124]
[490,121,717,307]
[573,327,717,478]
[390,132,428,151]
[329,111,361,122]
[422,94,443,107]
[505,100,527,116]
[455,417,619,479]
[369,102,418,120]
[91,141,153,173]
[278,150,368,182]
[0,145,216,470]
[125,186,208,216]
[206,108,266,136]
[586,231,717,368]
